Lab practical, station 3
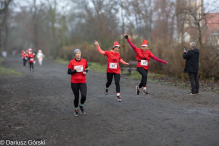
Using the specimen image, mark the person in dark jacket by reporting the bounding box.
[183,42,199,95]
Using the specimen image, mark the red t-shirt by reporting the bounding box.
[22,53,27,59]
[68,58,88,83]
[28,54,35,63]
[135,48,154,70]
[104,50,121,74]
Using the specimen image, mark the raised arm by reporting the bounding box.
[124,34,137,51]
[94,40,105,55]
[183,50,192,59]
[151,56,167,64]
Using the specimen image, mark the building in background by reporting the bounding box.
[177,0,219,51]
[205,13,219,48]
[177,0,204,43]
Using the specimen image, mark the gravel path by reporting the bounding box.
[0,56,219,146]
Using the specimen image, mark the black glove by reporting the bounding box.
[124,35,128,39]
[67,68,76,74]
[85,67,89,73]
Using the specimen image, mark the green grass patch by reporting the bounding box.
[89,62,106,73]
[0,57,22,76]
[55,58,69,65]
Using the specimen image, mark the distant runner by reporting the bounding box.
[21,50,27,66]
[37,50,44,66]
[27,49,35,72]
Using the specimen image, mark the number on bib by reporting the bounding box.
[74,65,83,72]
[110,63,117,69]
[141,60,148,66]
[30,58,34,61]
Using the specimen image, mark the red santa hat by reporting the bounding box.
[141,40,148,47]
[113,41,120,48]
[28,48,32,51]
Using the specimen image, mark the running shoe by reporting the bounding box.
[116,96,122,102]
[142,89,148,95]
[136,86,140,95]
[79,106,85,114]
[187,92,196,95]
[105,88,108,95]
[74,109,79,116]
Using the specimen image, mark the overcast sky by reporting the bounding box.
[13,0,219,13]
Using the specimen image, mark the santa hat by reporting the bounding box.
[141,40,148,47]
[113,41,120,48]
[28,48,32,51]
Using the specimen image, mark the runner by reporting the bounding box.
[27,49,35,72]
[26,48,31,66]
[67,49,89,116]
[26,48,31,55]
[94,40,129,102]
[124,34,168,95]
[37,50,44,66]
[21,50,27,66]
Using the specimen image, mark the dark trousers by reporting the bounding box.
[71,83,87,108]
[106,72,120,93]
[23,59,26,66]
[137,67,148,88]
[189,73,199,93]
[29,62,34,69]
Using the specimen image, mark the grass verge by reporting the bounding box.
[0,57,22,76]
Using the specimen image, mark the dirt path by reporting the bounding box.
[0,56,219,146]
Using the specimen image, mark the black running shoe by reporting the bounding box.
[116,96,122,102]
[105,88,108,95]
[79,106,85,114]
[196,90,199,94]
[74,109,79,116]
[136,86,140,95]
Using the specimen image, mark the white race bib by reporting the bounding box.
[74,65,83,72]
[30,58,34,61]
[109,63,117,69]
[141,60,148,66]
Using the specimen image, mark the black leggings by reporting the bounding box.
[29,62,34,69]
[106,72,120,93]
[71,83,87,108]
[137,67,148,88]
[23,59,26,66]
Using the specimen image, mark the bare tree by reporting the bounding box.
[0,0,12,53]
